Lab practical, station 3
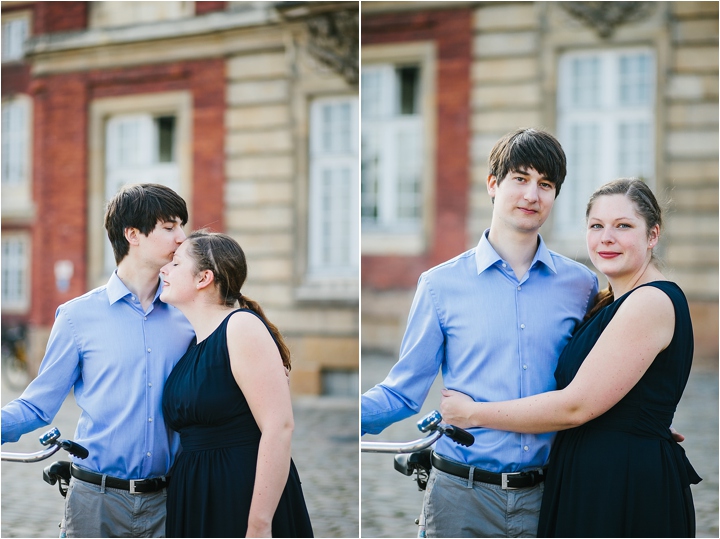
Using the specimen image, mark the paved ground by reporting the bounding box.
[360,354,719,538]
[1,379,359,538]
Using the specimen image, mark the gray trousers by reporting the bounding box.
[422,467,544,538]
[64,477,167,538]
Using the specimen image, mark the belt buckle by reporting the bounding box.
[129,479,140,494]
[501,472,519,490]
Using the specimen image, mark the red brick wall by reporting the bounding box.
[361,8,472,290]
[33,1,87,34]
[195,2,227,15]
[29,59,226,326]
[2,63,31,96]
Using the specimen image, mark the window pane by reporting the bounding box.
[564,123,600,228]
[395,127,422,220]
[320,102,352,154]
[2,18,28,62]
[570,57,600,109]
[618,121,652,178]
[1,237,28,305]
[397,66,420,115]
[1,101,27,186]
[319,167,352,267]
[361,132,379,221]
[619,53,653,106]
[361,69,384,119]
[156,116,176,163]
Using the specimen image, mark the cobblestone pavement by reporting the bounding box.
[360,355,719,538]
[1,379,359,538]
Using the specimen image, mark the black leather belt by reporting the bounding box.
[70,464,168,494]
[431,452,547,490]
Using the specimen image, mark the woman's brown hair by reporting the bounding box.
[185,231,291,370]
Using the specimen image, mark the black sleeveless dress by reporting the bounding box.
[162,309,313,538]
[537,281,701,537]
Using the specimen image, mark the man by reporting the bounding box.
[361,128,599,537]
[2,184,195,537]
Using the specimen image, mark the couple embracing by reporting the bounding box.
[2,184,313,538]
[362,128,701,538]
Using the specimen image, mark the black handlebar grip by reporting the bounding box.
[61,440,89,459]
[443,425,475,447]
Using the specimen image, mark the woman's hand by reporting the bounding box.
[440,389,477,429]
[670,426,685,443]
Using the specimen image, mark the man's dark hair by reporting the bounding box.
[104,183,188,264]
[488,128,567,197]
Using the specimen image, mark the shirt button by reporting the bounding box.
[144,316,147,321]
[502,263,507,268]
[148,382,153,387]
[148,417,153,422]
[523,364,528,370]
[147,348,151,353]
[523,446,529,451]
[517,285,522,291]
[146,452,152,457]
[131,296,136,301]
[520,324,525,329]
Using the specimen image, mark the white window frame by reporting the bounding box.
[1,11,30,63]
[296,95,359,301]
[88,92,193,287]
[554,47,656,249]
[361,42,436,256]
[1,95,34,220]
[362,65,424,230]
[103,113,182,274]
[1,232,31,313]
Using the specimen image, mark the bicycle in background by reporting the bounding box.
[1,324,30,390]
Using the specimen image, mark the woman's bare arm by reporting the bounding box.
[227,312,294,538]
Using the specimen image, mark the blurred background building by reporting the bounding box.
[361,1,718,365]
[1,0,359,396]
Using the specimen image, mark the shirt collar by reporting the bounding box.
[106,270,164,305]
[474,229,557,275]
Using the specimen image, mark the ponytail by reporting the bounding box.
[585,283,614,321]
[237,294,292,371]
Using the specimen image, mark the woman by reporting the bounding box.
[160,231,313,538]
[441,179,701,537]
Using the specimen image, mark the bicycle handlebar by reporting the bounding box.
[361,430,443,454]
[361,410,474,453]
[1,427,89,462]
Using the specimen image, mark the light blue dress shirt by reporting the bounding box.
[362,230,599,473]
[1,272,195,480]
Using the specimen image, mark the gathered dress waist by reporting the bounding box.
[179,424,261,452]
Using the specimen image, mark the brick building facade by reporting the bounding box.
[1,1,359,395]
[361,1,719,362]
